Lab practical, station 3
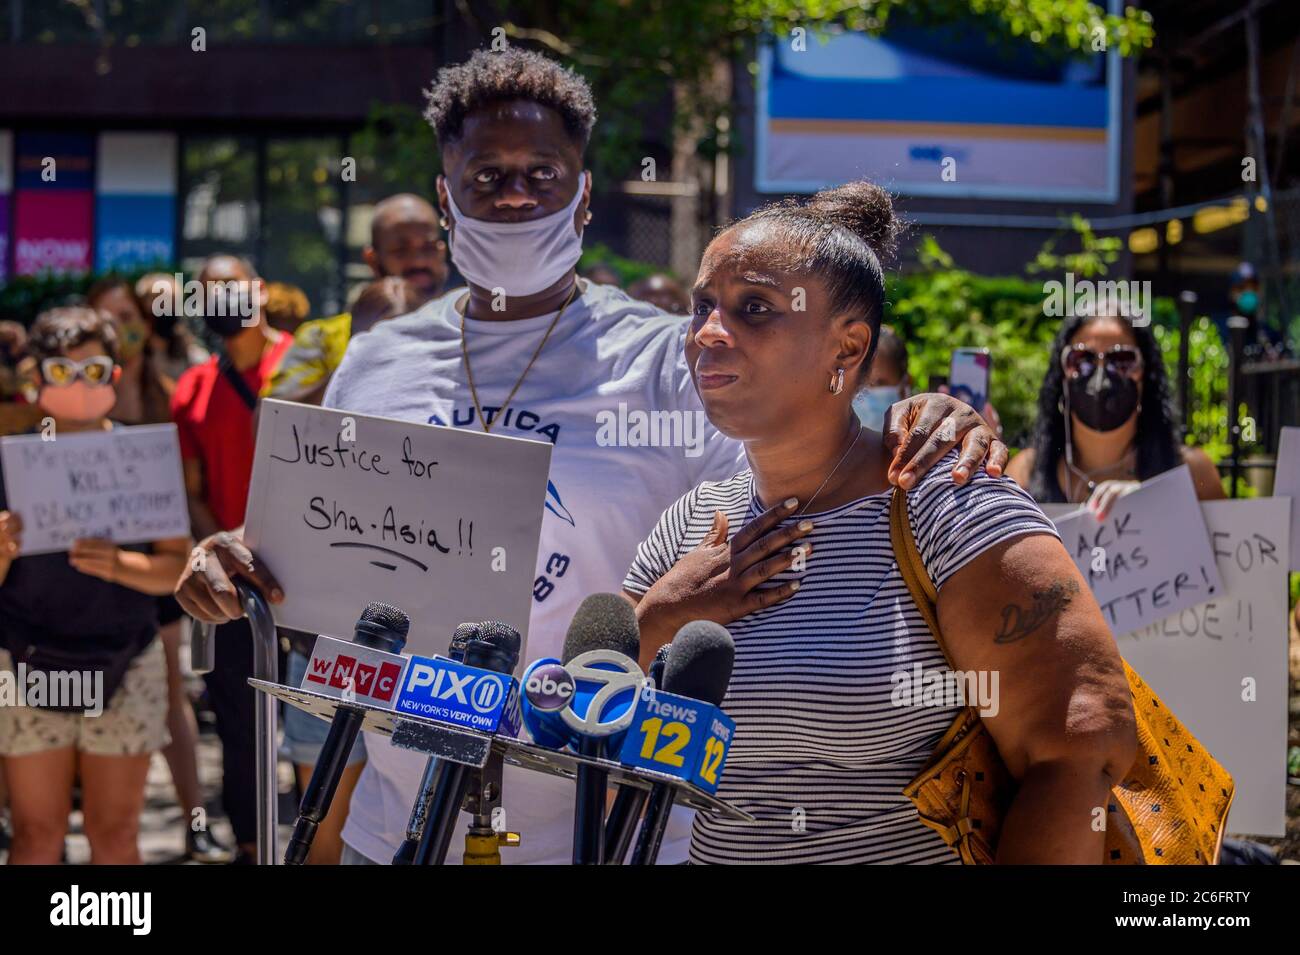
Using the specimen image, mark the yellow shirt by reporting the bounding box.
[262,312,352,400]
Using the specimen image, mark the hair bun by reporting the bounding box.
[801,181,903,264]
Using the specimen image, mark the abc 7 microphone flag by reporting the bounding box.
[521,648,735,793]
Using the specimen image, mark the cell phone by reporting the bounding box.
[948,348,991,412]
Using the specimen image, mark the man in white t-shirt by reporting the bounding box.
[175,47,1006,865]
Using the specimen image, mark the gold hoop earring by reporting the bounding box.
[829,368,845,395]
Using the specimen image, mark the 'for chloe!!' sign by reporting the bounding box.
[244,400,551,658]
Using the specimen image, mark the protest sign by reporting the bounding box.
[1050,465,1223,636]
[1273,426,1300,570]
[1120,498,1290,837]
[0,424,189,555]
[1039,502,1083,521]
[243,400,552,663]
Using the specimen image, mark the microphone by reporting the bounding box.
[649,642,671,688]
[603,642,671,864]
[561,593,644,866]
[629,621,734,866]
[413,621,521,865]
[392,622,480,865]
[285,602,410,865]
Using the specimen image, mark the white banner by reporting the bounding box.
[1272,426,1300,570]
[1119,498,1291,837]
[243,400,552,662]
[0,424,189,555]
[1051,466,1224,636]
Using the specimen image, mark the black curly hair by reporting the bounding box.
[423,48,597,149]
[1027,311,1183,502]
[723,180,905,383]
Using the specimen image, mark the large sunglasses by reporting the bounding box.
[1060,343,1143,381]
[41,356,116,387]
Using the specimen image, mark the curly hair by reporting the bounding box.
[1027,311,1183,502]
[28,306,121,367]
[423,47,597,148]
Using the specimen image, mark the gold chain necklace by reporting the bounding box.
[459,280,580,434]
[796,419,864,517]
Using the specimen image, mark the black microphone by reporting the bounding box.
[392,622,481,865]
[562,593,642,866]
[285,602,410,865]
[603,642,672,864]
[414,621,521,865]
[629,621,734,866]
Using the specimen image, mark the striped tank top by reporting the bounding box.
[623,452,1058,864]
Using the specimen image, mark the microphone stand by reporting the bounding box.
[461,753,519,864]
[572,738,608,865]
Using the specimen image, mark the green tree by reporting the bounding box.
[487,0,1154,177]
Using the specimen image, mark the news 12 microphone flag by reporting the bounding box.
[521,655,735,792]
[618,688,735,795]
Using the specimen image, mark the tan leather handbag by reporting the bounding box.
[889,486,1234,864]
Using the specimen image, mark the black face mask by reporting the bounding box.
[202,311,252,339]
[1067,367,1139,432]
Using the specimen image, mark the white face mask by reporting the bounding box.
[853,384,903,431]
[443,174,588,298]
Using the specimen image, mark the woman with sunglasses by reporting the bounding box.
[0,307,189,864]
[1004,310,1224,519]
[624,181,1136,864]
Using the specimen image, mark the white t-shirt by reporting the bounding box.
[322,280,746,864]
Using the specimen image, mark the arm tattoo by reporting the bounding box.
[993,579,1080,644]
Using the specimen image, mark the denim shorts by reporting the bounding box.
[281,649,367,768]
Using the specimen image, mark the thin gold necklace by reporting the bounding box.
[795,419,864,517]
[459,280,580,434]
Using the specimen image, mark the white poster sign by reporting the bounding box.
[1039,502,1084,521]
[1119,498,1291,837]
[1051,466,1223,636]
[243,400,552,664]
[0,424,189,555]
[1272,426,1300,570]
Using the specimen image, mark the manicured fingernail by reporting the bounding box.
[900,470,915,489]
[271,588,284,602]
[953,466,968,479]
[798,520,813,532]
[789,581,800,591]
[784,498,798,509]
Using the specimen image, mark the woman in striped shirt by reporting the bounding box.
[623,181,1137,864]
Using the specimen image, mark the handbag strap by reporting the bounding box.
[217,352,260,412]
[888,485,956,670]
